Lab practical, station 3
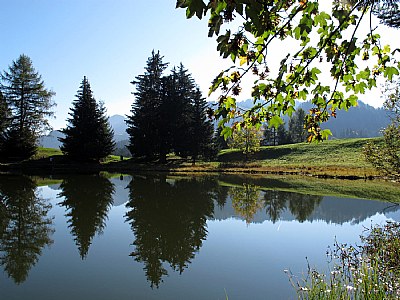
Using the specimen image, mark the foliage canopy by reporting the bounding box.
[176,0,400,141]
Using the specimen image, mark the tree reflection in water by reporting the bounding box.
[0,175,54,284]
[227,183,323,224]
[230,184,263,224]
[264,190,323,223]
[125,175,215,288]
[58,174,115,259]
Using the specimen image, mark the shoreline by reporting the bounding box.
[0,159,380,180]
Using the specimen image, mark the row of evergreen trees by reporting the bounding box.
[126,51,215,163]
[0,54,115,161]
[263,108,307,146]
[0,52,306,163]
[0,52,215,162]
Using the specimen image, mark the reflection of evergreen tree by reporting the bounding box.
[264,190,288,223]
[230,184,263,224]
[0,190,8,236]
[288,193,322,222]
[211,184,229,209]
[125,175,214,288]
[58,175,114,259]
[263,190,322,223]
[0,175,53,284]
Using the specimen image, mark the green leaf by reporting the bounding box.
[221,126,233,139]
[384,66,399,81]
[314,11,330,26]
[224,96,236,110]
[269,115,283,128]
[186,0,207,19]
[321,129,332,140]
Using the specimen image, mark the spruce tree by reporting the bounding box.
[187,88,215,163]
[127,54,214,163]
[0,54,55,159]
[60,77,115,161]
[126,50,168,161]
[0,91,9,155]
[169,64,196,157]
[276,123,290,145]
[214,126,229,150]
[0,91,7,134]
[373,0,400,28]
[288,108,307,143]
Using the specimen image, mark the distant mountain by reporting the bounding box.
[40,100,389,150]
[39,114,129,149]
[109,115,129,142]
[298,101,390,138]
[221,99,390,138]
[38,130,64,149]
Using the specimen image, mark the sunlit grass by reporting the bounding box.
[33,147,63,159]
[217,138,382,177]
[15,138,386,178]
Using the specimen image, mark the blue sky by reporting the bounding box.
[0,1,397,130]
[0,0,227,129]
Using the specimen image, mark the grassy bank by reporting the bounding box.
[217,138,381,178]
[0,138,385,179]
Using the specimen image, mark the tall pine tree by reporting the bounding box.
[0,91,9,154]
[187,88,215,163]
[169,64,196,158]
[0,91,7,134]
[126,53,214,163]
[288,108,306,143]
[126,50,169,161]
[60,76,115,161]
[0,54,55,159]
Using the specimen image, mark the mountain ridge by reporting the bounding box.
[39,100,390,149]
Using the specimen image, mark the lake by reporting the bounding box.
[0,173,399,299]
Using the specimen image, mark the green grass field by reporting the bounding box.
[217,138,381,177]
[18,137,383,178]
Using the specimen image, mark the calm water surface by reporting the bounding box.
[0,174,399,300]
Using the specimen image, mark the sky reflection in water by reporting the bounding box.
[0,174,398,300]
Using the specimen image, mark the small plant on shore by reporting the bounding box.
[364,125,400,180]
[364,79,400,180]
[287,222,400,299]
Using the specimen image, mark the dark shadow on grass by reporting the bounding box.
[218,147,293,162]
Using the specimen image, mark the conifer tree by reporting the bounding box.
[127,53,214,163]
[60,77,115,161]
[126,50,168,161]
[0,91,9,155]
[0,54,55,159]
[187,88,215,163]
[169,64,196,157]
[0,91,7,134]
[276,123,290,145]
[288,108,307,143]
[373,0,400,28]
[214,126,229,150]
